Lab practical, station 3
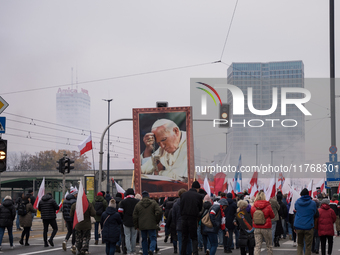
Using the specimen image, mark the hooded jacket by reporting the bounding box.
[250,200,275,229]
[38,194,59,220]
[92,195,108,222]
[0,199,16,227]
[224,198,237,230]
[101,206,122,243]
[133,197,162,231]
[294,195,318,230]
[269,198,280,221]
[19,200,36,228]
[318,203,336,236]
[62,193,77,222]
[202,202,226,234]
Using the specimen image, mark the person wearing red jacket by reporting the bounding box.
[250,191,275,255]
[317,199,336,255]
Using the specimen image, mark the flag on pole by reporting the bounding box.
[78,134,93,155]
[233,155,242,193]
[265,178,276,201]
[307,180,313,196]
[248,172,258,193]
[203,176,211,196]
[249,183,258,199]
[33,177,45,209]
[56,191,69,214]
[312,179,325,198]
[112,178,125,198]
[73,181,89,229]
[276,173,285,191]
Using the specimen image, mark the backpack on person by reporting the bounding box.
[94,201,104,216]
[253,207,266,225]
[17,202,27,216]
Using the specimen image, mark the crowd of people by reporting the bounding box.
[0,183,339,255]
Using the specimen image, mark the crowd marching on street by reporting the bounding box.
[0,181,339,255]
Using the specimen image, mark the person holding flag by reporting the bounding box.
[70,181,96,255]
[62,187,78,253]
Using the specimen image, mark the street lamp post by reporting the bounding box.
[103,99,113,193]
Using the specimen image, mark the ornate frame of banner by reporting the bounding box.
[133,106,195,198]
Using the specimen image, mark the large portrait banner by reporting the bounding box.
[133,107,194,197]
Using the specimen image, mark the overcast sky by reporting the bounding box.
[1,1,339,175]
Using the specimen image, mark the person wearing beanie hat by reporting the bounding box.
[192,181,201,190]
[330,193,340,236]
[293,187,319,255]
[235,199,255,255]
[62,188,78,252]
[118,188,139,255]
[92,190,108,245]
[140,119,189,183]
[142,191,149,198]
[180,182,203,255]
[101,198,122,255]
[317,197,336,255]
[133,190,162,255]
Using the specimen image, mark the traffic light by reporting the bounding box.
[0,139,7,172]
[219,104,230,128]
[56,158,65,174]
[65,157,74,173]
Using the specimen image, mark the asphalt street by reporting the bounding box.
[1,220,340,255]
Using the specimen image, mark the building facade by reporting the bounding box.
[226,61,305,169]
[56,87,91,130]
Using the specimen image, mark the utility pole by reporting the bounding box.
[330,0,336,147]
[103,99,113,193]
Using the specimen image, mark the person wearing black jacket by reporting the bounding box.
[113,193,123,253]
[224,193,238,253]
[27,189,36,228]
[118,188,139,255]
[180,181,203,255]
[38,193,59,247]
[15,193,24,231]
[0,196,16,250]
[163,197,176,243]
[62,188,78,252]
[101,199,122,255]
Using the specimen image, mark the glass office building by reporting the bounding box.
[226,61,305,170]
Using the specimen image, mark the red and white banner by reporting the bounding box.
[33,177,45,209]
[307,180,313,196]
[73,181,89,229]
[265,178,276,201]
[249,183,258,199]
[78,134,93,155]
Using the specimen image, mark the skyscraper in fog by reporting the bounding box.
[56,87,91,130]
[226,61,305,168]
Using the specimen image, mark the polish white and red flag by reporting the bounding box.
[265,178,276,201]
[248,172,258,193]
[307,180,313,196]
[78,134,93,155]
[112,178,125,198]
[203,176,211,196]
[276,173,285,191]
[312,179,325,198]
[73,181,89,229]
[33,177,45,209]
[56,191,69,214]
[249,183,258,199]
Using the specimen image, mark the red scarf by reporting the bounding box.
[220,205,226,230]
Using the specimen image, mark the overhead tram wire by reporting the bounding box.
[4,112,133,141]
[2,61,218,95]
[219,0,239,61]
